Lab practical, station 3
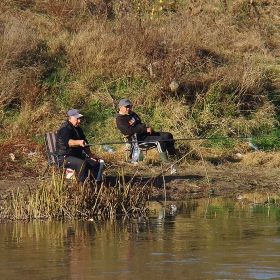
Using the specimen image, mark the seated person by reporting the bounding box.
[56,109,103,184]
[116,99,177,163]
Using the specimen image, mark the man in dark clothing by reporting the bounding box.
[115,99,177,163]
[56,109,104,184]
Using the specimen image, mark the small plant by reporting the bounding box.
[0,169,152,221]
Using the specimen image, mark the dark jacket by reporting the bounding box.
[56,120,88,157]
[116,111,148,140]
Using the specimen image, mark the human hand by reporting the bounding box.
[147,127,153,134]
[79,140,86,147]
[89,154,100,162]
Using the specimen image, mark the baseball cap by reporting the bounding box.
[118,99,132,107]
[67,109,83,118]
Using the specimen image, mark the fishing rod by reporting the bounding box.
[85,134,269,147]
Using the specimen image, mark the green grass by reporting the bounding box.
[0,0,279,154]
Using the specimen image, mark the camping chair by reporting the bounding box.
[42,132,60,177]
[123,134,159,162]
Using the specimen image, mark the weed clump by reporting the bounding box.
[0,169,152,221]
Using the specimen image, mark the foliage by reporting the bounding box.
[0,169,152,221]
[0,0,279,153]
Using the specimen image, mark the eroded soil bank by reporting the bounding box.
[1,140,280,202]
[1,160,280,202]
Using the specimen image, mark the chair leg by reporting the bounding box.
[42,163,61,178]
[125,149,128,162]
[125,147,130,162]
[41,165,50,178]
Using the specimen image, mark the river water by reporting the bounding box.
[1,194,280,280]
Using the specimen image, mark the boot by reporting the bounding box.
[159,152,169,163]
[159,152,177,174]
[167,147,179,156]
[168,147,181,161]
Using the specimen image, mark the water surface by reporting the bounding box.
[1,195,280,280]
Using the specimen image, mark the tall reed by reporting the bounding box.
[0,169,152,221]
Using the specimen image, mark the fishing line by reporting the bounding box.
[94,80,270,186]
[84,134,276,147]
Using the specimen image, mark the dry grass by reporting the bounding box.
[0,168,153,221]
[0,0,279,151]
[238,151,280,168]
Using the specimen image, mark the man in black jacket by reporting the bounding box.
[116,99,177,163]
[56,109,103,184]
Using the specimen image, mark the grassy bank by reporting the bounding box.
[0,0,280,159]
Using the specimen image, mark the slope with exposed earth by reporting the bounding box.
[1,140,280,203]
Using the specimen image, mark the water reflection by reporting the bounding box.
[1,194,280,279]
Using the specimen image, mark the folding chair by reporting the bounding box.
[42,132,60,177]
[123,134,159,162]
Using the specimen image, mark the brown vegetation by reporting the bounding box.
[0,0,279,143]
[0,0,280,220]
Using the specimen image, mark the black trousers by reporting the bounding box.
[142,132,176,155]
[59,154,100,183]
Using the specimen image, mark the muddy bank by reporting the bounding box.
[1,140,280,202]
[1,161,280,202]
